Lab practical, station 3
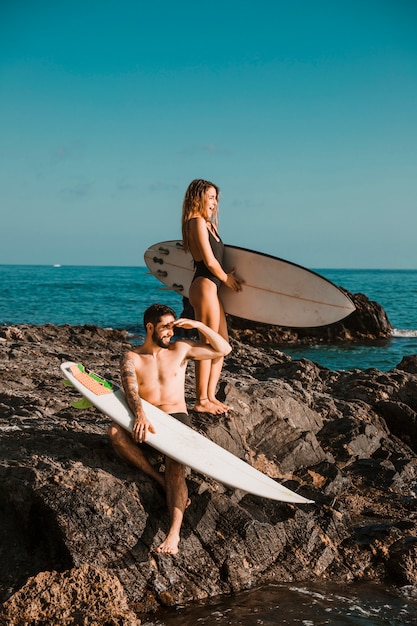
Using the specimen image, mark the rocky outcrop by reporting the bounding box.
[228,291,393,345]
[0,321,416,624]
[0,565,140,626]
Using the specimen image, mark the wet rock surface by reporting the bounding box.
[0,317,416,624]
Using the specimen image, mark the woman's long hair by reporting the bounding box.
[181,179,220,252]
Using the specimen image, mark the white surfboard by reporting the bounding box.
[61,362,313,505]
[144,240,355,327]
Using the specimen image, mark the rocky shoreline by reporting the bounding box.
[1,292,416,625]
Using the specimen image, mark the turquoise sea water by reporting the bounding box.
[1,265,417,623]
[1,265,416,372]
[284,269,417,372]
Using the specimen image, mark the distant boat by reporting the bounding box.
[53,264,61,268]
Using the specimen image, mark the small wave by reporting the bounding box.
[0,424,22,432]
[392,328,417,338]
[399,585,417,601]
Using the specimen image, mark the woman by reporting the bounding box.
[181,179,242,414]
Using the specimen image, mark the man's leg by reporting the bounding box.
[156,456,188,555]
[108,423,165,489]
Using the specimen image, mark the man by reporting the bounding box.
[108,303,231,555]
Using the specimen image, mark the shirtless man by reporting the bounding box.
[108,303,231,555]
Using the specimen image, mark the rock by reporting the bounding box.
[387,537,417,585]
[0,322,416,622]
[0,564,141,626]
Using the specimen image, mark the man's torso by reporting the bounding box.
[133,343,188,414]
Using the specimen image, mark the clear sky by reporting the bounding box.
[1,0,416,269]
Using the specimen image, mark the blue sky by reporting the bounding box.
[1,0,416,268]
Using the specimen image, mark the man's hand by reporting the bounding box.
[173,318,201,331]
[131,409,156,443]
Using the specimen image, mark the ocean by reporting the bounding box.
[1,264,417,624]
[147,582,417,625]
[1,265,416,372]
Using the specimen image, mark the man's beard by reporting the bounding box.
[152,330,170,349]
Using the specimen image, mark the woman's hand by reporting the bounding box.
[224,268,243,292]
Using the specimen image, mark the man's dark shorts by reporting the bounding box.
[170,412,192,427]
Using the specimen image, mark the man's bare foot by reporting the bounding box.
[194,398,228,415]
[156,533,180,555]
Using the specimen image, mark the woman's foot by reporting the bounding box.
[193,397,229,415]
[210,397,232,412]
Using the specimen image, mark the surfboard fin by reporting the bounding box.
[71,397,94,409]
[62,377,93,408]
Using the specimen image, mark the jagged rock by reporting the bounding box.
[387,537,417,585]
[0,321,416,623]
[0,564,141,626]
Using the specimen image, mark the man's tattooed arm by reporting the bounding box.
[120,353,143,416]
[120,353,155,442]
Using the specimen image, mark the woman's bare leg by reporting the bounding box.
[189,278,230,414]
[206,300,230,411]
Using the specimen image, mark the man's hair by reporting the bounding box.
[143,303,176,329]
[181,178,220,252]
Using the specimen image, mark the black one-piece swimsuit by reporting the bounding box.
[192,228,224,290]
